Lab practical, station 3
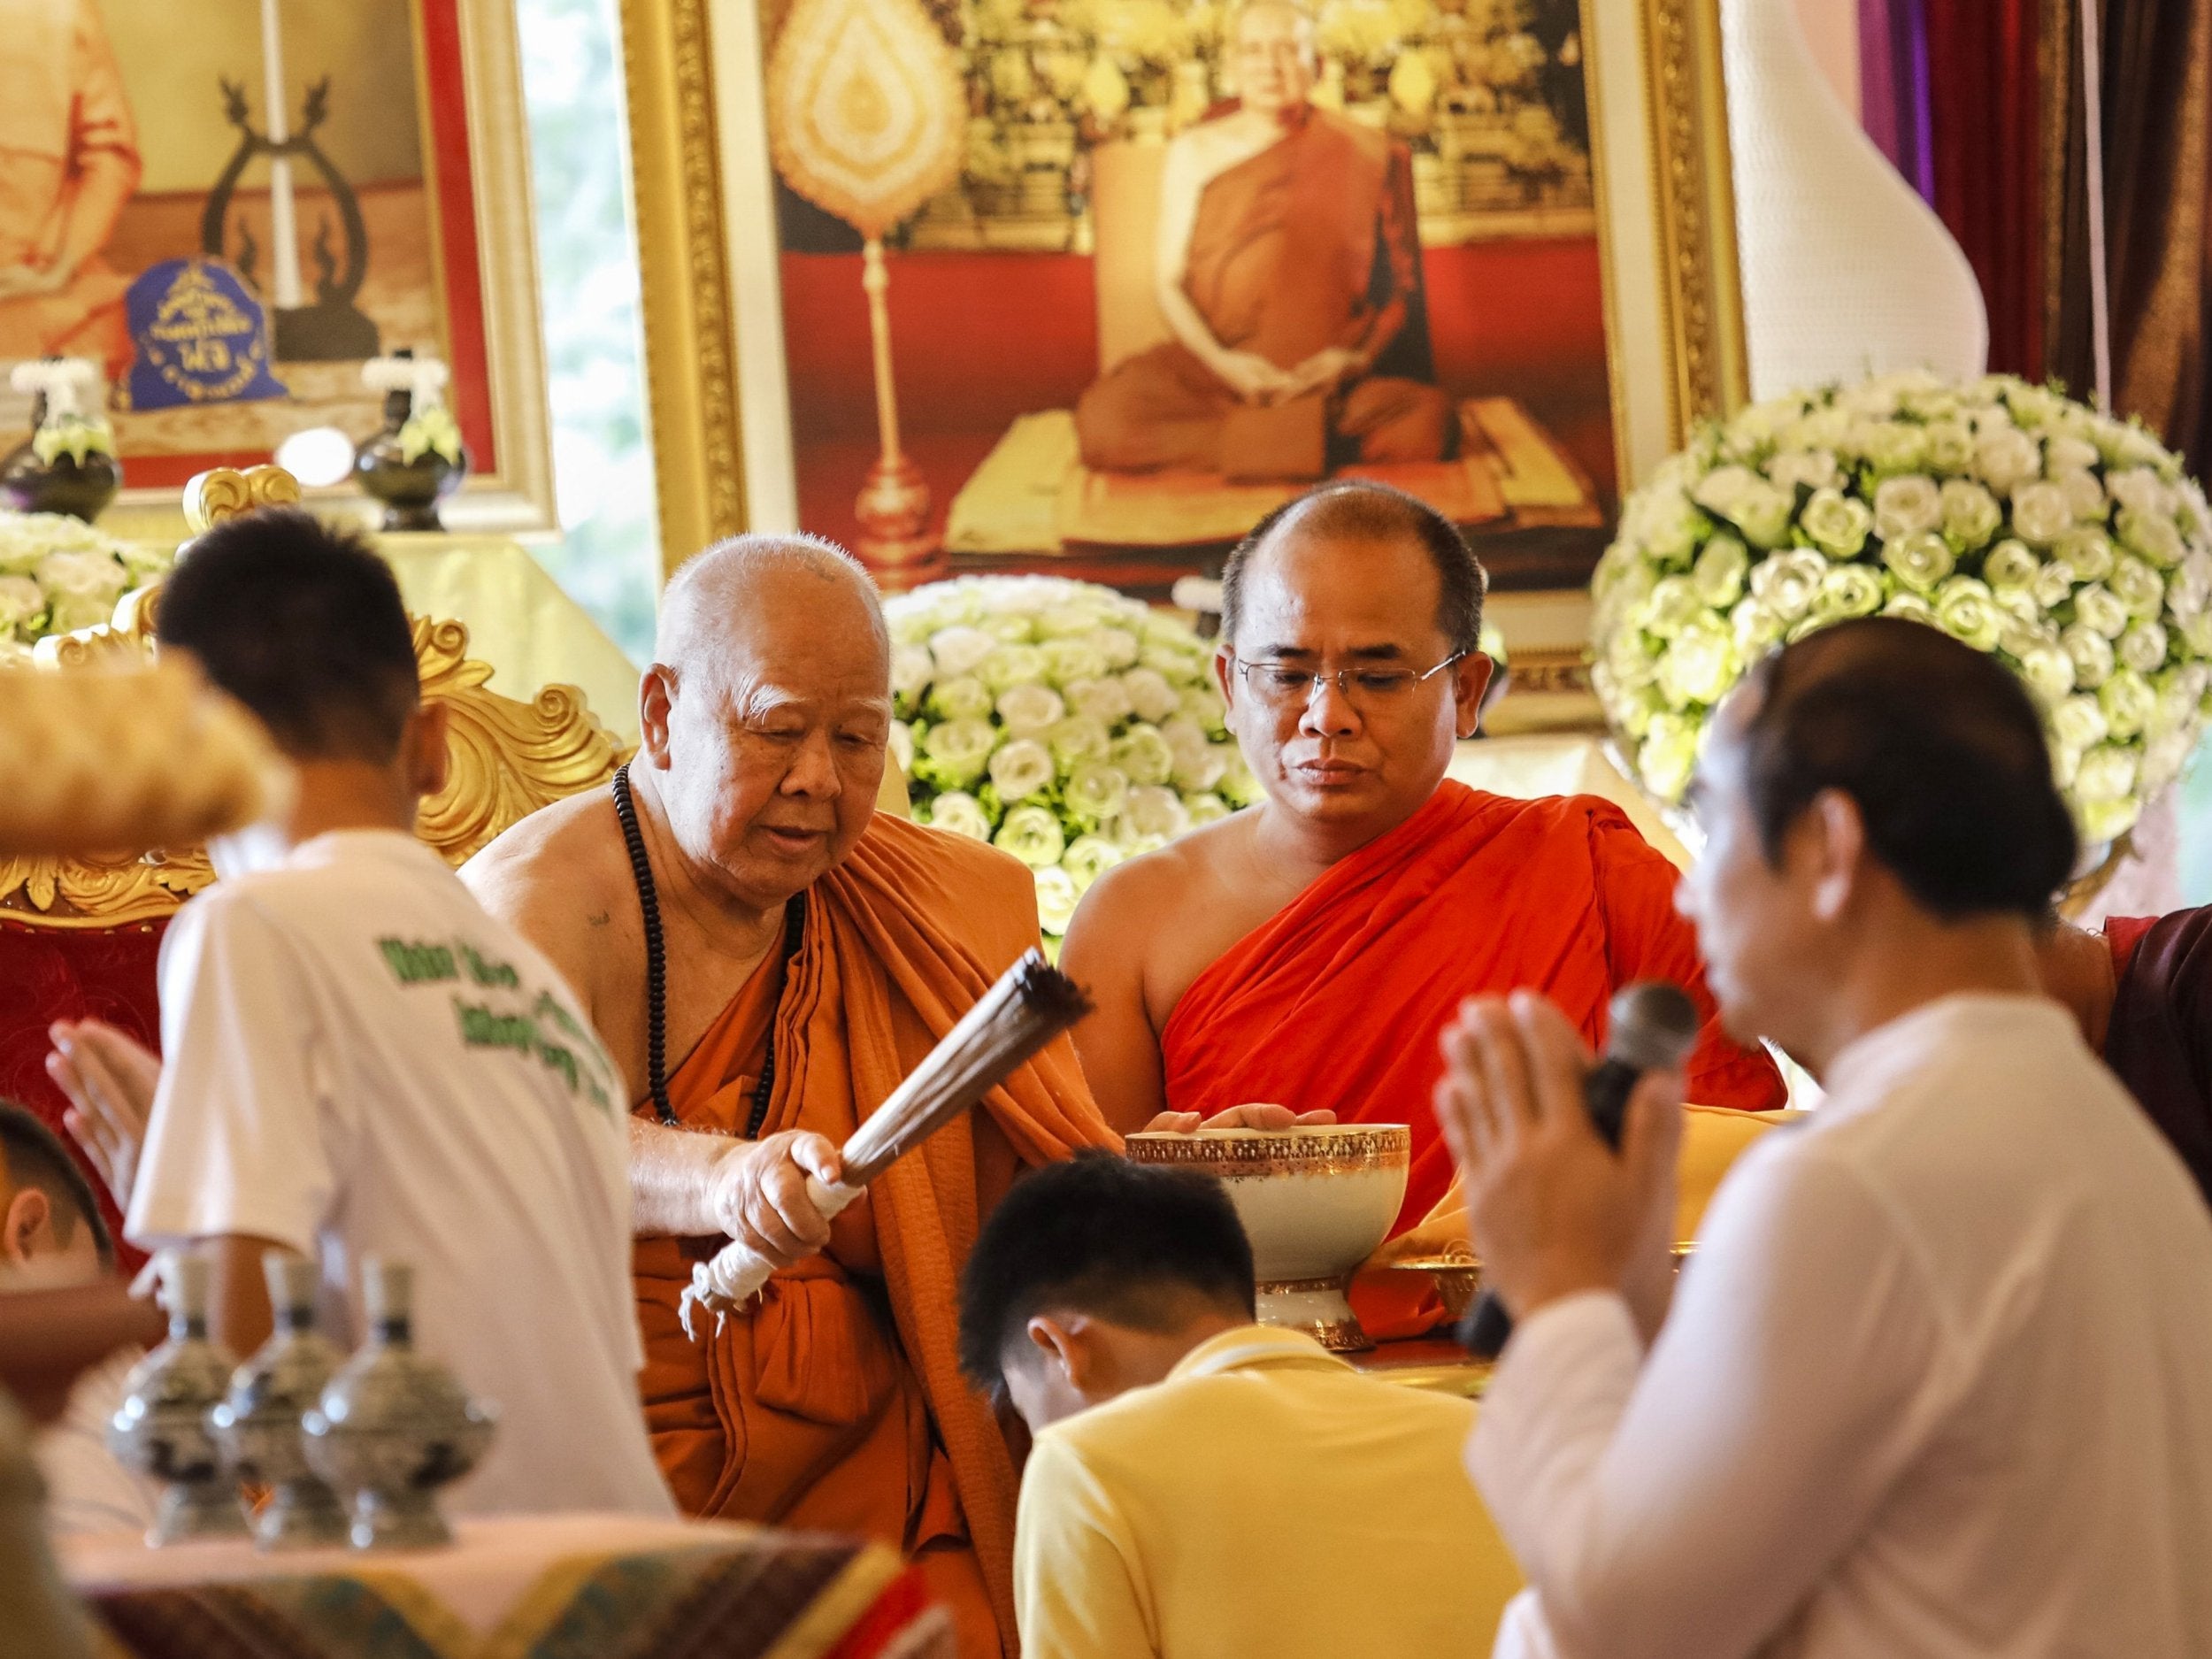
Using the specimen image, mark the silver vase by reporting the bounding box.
[302,1258,495,1550]
[107,1250,250,1545]
[211,1253,348,1550]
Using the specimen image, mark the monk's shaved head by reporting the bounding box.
[657,534,889,683]
[640,533,894,912]
[1223,480,1486,655]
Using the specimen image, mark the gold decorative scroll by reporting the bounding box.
[765,0,965,237]
[182,463,303,532]
[3,623,628,929]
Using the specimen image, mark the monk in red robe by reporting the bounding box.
[2039,908,2212,1207]
[1061,482,1783,1331]
[467,537,1116,1659]
[1074,0,1450,482]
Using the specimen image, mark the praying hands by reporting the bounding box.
[44,1019,158,1214]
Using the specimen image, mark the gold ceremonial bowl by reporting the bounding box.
[1125,1120,1411,1352]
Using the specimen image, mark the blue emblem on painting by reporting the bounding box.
[122,260,288,411]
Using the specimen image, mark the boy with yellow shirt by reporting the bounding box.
[958,1153,1521,1658]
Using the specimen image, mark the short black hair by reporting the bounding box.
[1732,617,2078,920]
[0,1102,114,1271]
[958,1152,1256,1395]
[157,508,419,763]
[1220,481,1486,655]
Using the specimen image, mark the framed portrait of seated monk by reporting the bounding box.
[621,0,1740,651]
[0,0,552,534]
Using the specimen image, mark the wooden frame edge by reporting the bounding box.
[619,0,749,579]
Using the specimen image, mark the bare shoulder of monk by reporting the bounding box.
[461,795,636,1019]
[1065,812,1274,1020]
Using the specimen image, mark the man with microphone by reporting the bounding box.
[1436,618,2212,1657]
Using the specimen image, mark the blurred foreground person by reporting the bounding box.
[959,1153,1519,1659]
[2037,908,2212,1206]
[45,511,672,1518]
[1439,618,2212,1658]
[0,1102,150,1537]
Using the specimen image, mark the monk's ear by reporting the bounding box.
[1211,646,1239,709]
[1452,651,1494,739]
[1800,788,1866,925]
[639,664,679,766]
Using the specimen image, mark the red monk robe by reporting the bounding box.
[1162,782,1783,1329]
[634,813,1116,1659]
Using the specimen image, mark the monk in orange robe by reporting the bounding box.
[0,0,141,375]
[468,536,1116,1659]
[1062,482,1783,1333]
[1074,1,1450,482]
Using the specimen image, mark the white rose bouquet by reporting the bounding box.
[887,575,1256,941]
[1592,371,2212,848]
[0,511,169,664]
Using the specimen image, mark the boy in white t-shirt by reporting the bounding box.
[46,510,672,1517]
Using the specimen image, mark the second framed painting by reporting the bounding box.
[624,0,1741,624]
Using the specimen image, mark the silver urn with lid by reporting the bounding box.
[302,1258,495,1549]
[107,1250,250,1544]
[210,1252,348,1549]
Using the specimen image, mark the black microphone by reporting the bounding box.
[1458,981,1701,1361]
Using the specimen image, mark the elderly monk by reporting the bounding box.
[2039,909,2212,1209]
[465,536,1115,1659]
[1073,0,1450,482]
[0,0,140,373]
[1062,482,1784,1330]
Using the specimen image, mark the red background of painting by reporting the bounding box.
[780,236,1614,553]
[125,0,495,488]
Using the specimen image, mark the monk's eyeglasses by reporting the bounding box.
[1230,650,1467,709]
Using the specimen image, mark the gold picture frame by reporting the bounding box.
[79,0,554,541]
[619,0,1744,684]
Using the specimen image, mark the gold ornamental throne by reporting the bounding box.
[0,466,629,928]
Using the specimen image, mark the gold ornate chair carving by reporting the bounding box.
[1,465,628,928]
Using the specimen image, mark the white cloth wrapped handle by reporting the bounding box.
[677,1175,862,1338]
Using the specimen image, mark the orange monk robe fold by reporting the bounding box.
[1161,783,1784,1335]
[634,813,1118,1659]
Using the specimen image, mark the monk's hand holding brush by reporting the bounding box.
[680,950,1093,1337]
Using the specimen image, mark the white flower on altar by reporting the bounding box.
[2074,741,2139,804]
[2047,434,2102,476]
[1749,549,1827,621]
[1983,540,2041,593]
[1048,714,1113,767]
[1183,792,1232,826]
[1811,565,1886,626]
[1883,591,1937,626]
[1939,480,2003,549]
[2052,693,2110,757]
[0,573,44,634]
[1801,490,1873,559]
[1033,866,1080,934]
[1089,627,1141,670]
[2019,646,2076,704]
[2010,481,2076,547]
[1064,762,1131,826]
[1974,426,2043,495]
[1120,667,1181,724]
[1882,531,1955,595]
[996,682,1066,738]
[2061,624,2116,691]
[1691,534,1749,606]
[988,738,1056,803]
[995,804,1066,869]
[887,720,915,775]
[2059,528,2116,582]
[926,791,994,841]
[1933,577,2002,653]
[1109,724,1176,789]
[2101,669,2157,741]
[1872,476,1942,543]
[1043,636,1110,687]
[1064,675,1134,726]
[2073,584,2131,641]
[2109,556,2167,620]
[929,626,996,679]
[33,549,128,632]
[1061,833,1124,893]
[1116,784,1192,846]
[892,645,933,703]
[2120,621,2170,677]
[1637,714,1701,802]
[2120,505,2187,567]
[1732,596,1787,656]
[918,718,997,789]
[1764,449,1839,495]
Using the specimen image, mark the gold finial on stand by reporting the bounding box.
[182,463,303,534]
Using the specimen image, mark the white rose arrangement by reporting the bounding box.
[0,511,168,664]
[1592,371,2212,848]
[887,575,1257,941]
